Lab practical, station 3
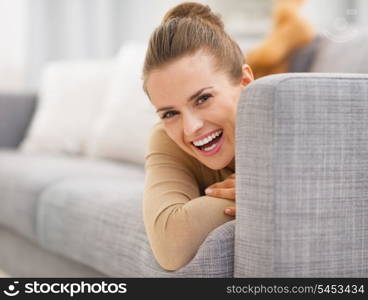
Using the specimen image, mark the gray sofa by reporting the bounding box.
[1,34,368,277]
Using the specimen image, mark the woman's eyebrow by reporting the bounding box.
[156,86,213,113]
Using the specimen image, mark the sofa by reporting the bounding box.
[0,34,367,277]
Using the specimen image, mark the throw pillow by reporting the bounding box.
[85,41,160,165]
[20,60,114,155]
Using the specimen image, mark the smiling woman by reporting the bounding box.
[145,51,251,170]
[142,2,253,271]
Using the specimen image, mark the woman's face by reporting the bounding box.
[146,50,253,170]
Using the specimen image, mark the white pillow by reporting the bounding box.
[20,60,114,155]
[85,41,160,165]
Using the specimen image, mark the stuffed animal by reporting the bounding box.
[246,0,315,79]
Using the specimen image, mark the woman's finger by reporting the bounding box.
[207,178,230,188]
[222,178,235,188]
[206,177,235,190]
[224,206,236,216]
[228,173,235,179]
[206,182,222,189]
[205,187,235,200]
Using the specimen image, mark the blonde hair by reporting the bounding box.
[142,2,245,96]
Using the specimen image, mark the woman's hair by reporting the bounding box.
[142,2,245,96]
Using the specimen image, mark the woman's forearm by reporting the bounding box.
[145,195,234,271]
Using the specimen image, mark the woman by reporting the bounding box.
[142,2,253,271]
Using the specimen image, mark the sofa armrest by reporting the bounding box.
[0,93,37,148]
[235,73,368,277]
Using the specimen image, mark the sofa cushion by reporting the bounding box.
[309,32,368,73]
[37,178,234,277]
[19,61,114,156]
[0,149,143,240]
[85,42,159,165]
[0,225,106,277]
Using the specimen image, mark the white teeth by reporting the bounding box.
[193,130,222,146]
[203,143,217,151]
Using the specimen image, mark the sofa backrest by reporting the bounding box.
[0,93,37,148]
[235,73,368,277]
[289,32,368,74]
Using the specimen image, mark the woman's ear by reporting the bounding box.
[241,64,254,87]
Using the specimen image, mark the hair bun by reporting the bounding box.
[162,2,224,30]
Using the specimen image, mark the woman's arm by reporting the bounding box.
[143,123,234,271]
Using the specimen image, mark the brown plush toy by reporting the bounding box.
[246,0,315,79]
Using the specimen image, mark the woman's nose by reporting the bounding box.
[182,113,203,137]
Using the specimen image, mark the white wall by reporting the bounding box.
[0,0,27,91]
[24,0,187,90]
[0,0,366,92]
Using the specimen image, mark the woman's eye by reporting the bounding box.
[162,111,177,119]
[196,94,212,105]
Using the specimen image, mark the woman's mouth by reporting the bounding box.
[191,130,224,156]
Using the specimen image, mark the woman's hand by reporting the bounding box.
[205,173,236,216]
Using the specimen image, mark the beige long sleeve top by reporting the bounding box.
[143,121,235,271]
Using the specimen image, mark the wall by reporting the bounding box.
[0,0,366,92]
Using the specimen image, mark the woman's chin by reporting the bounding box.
[200,158,228,170]
[190,145,234,170]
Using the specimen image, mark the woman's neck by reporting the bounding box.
[227,157,235,173]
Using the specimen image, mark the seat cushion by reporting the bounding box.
[37,177,235,277]
[0,149,144,240]
[0,149,235,277]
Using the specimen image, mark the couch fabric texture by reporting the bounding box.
[235,73,368,277]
